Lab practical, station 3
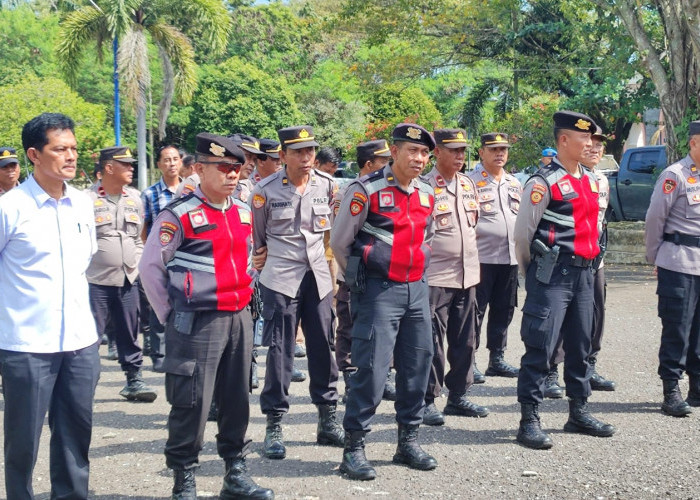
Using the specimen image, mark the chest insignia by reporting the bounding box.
[419,192,431,208]
[188,208,209,229]
[558,179,573,194]
[477,180,487,187]
[379,190,395,208]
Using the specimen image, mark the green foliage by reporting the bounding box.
[177,57,304,150]
[0,76,112,172]
[365,84,442,141]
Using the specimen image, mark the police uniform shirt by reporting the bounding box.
[86,183,143,286]
[235,178,253,204]
[176,173,199,197]
[467,164,521,265]
[594,170,609,232]
[250,167,336,299]
[423,168,480,289]
[645,155,700,276]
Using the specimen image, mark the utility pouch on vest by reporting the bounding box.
[345,255,366,293]
[531,240,559,285]
[173,311,196,335]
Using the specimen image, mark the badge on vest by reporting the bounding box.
[238,208,251,224]
[379,190,395,208]
[188,208,209,229]
[419,192,430,208]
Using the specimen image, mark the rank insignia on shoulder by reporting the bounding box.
[419,192,430,208]
[435,175,446,187]
[663,178,677,194]
[188,208,209,229]
[353,192,368,203]
[252,194,265,208]
[481,170,488,178]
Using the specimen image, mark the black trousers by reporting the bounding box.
[657,267,700,380]
[475,264,518,352]
[517,261,594,404]
[89,280,142,372]
[0,342,100,500]
[343,277,433,432]
[259,271,339,414]
[551,266,606,366]
[335,281,353,372]
[163,309,253,470]
[426,285,477,401]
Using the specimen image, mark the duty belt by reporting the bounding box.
[663,232,700,247]
[557,253,594,268]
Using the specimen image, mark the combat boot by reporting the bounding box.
[472,361,486,384]
[263,413,286,459]
[516,403,553,449]
[444,392,489,418]
[171,469,196,500]
[563,397,616,437]
[543,365,564,399]
[589,358,616,391]
[392,424,437,470]
[485,349,519,378]
[220,457,274,500]
[382,370,397,401]
[119,370,157,402]
[317,404,345,446]
[339,431,376,480]
[422,400,445,426]
[662,379,692,417]
[341,370,355,404]
[687,375,700,407]
[291,366,306,383]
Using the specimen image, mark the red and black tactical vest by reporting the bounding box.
[533,163,600,259]
[165,194,253,312]
[352,168,434,282]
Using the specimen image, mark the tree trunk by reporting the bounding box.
[137,105,148,190]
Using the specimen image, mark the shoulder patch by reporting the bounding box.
[159,221,178,246]
[252,194,266,209]
[663,178,677,194]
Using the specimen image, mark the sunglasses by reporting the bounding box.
[199,161,242,174]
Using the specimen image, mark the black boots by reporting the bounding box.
[662,379,692,417]
[543,365,564,399]
[687,376,700,407]
[263,413,286,459]
[392,424,438,471]
[472,361,486,384]
[485,349,519,378]
[220,458,274,500]
[444,392,489,418]
[119,370,157,402]
[516,403,553,449]
[340,431,376,481]
[589,358,616,391]
[316,404,345,446]
[341,370,354,404]
[171,469,196,500]
[563,398,616,437]
[422,400,445,426]
[383,370,397,401]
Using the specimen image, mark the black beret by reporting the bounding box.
[480,132,511,149]
[434,128,468,148]
[0,147,19,168]
[690,120,700,137]
[258,138,281,159]
[99,145,137,164]
[553,111,597,133]
[357,139,391,159]
[229,133,262,155]
[277,126,320,150]
[391,123,435,151]
[195,133,245,163]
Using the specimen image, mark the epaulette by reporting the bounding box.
[255,170,282,190]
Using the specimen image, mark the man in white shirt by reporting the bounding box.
[0,113,100,499]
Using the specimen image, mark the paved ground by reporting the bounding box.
[2,264,699,499]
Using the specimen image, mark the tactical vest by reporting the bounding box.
[165,194,253,312]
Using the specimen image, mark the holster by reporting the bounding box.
[530,240,560,285]
[345,254,366,293]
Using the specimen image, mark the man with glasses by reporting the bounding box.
[87,146,156,403]
[140,133,273,500]
[0,147,21,196]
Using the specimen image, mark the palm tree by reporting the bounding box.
[56,0,231,189]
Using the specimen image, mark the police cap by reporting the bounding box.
[258,138,281,159]
[690,120,700,138]
[391,123,435,151]
[195,133,245,163]
[99,145,137,164]
[480,132,511,149]
[553,111,597,133]
[434,128,468,149]
[0,147,19,168]
[592,125,607,141]
[277,126,320,150]
[357,139,391,159]
[229,133,262,155]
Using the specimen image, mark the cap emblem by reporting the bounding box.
[406,127,422,140]
[210,143,225,157]
[299,128,310,139]
[575,119,591,131]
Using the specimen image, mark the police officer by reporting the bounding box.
[0,147,20,196]
[333,140,392,401]
[139,133,273,499]
[422,128,487,427]
[87,146,156,402]
[514,111,615,449]
[645,120,700,417]
[331,123,437,480]
[253,139,283,183]
[250,125,344,459]
[468,133,521,380]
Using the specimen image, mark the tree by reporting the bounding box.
[365,83,442,141]
[56,0,231,188]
